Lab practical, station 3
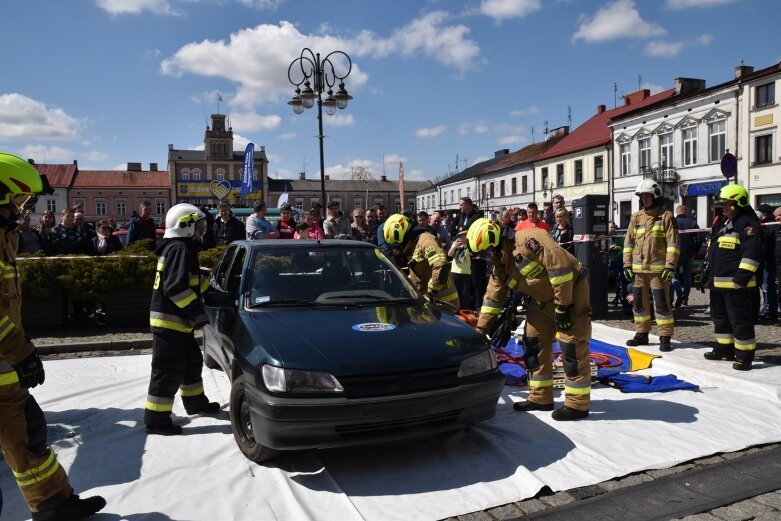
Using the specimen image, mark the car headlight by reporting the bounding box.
[458,350,497,378]
[262,365,344,393]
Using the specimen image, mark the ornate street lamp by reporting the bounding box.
[542,181,555,202]
[287,48,353,206]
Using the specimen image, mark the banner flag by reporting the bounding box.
[399,162,405,210]
[241,143,254,198]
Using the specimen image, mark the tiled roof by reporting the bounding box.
[268,178,431,192]
[435,153,512,187]
[32,163,78,188]
[536,88,676,161]
[72,170,170,188]
[482,135,568,174]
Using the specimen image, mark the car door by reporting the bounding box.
[204,244,245,371]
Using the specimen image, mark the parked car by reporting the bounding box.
[202,240,504,463]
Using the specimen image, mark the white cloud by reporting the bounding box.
[642,83,666,94]
[415,125,446,138]
[235,0,286,9]
[479,0,541,22]
[84,150,109,162]
[459,121,492,136]
[232,133,255,150]
[499,135,526,145]
[20,145,74,163]
[0,94,82,140]
[95,0,178,16]
[230,111,282,132]
[665,0,738,8]
[405,169,427,181]
[509,105,540,117]
[265,152,283,163]
[645,33,713,57]
[324,114,355,128]
[278,132,296,140]
[573,0,665,43]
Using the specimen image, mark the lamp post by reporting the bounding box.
[287,48,353,207]
[542,181,555,203]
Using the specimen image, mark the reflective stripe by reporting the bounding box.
[150,312,193,333]
[718,235,740,245]
[438,291,459,303]
[519,259,545,278]
[200,276,211,292]
[666,246,680,254]
[656,315,674,326]
[0,315,15,342]
[528,377,553,388]
[564,383,591,395]
[739,258,760,272]
[715,333,734,345]
[734,338,756,351]
[171,288,197,308]
[427,253,447,263]
[13,449,60,487]
[713,277,757,289]
[480,305,501,315]
[150,318,192,333]
[0,370,20,385]
[635,227,646,235]
[508,278,518,290]
[634,311,652,323]
[146,395,175,412]
[180,382,205,397]
[156,261,165,271]
[548,268,574,286]
[623,247,634,254]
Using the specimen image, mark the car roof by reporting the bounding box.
[235,239,377,250]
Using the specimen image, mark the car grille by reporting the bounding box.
[337,366,461,398]
[334,410,462,439]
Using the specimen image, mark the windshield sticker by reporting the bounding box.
[352,322,396,332]
[254,296,270,304]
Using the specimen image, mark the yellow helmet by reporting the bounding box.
[0,153,45,211]
[383,213,410,245]
[466,218,501,253]
[715,183,749,208]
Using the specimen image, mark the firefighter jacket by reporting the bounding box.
[623,205,679,275]
[477,236,542,335]
[404,229,450,294]
[707,207,761,290]
[149,238,211,334]
[0,226,35,382]
[513,228,586,309]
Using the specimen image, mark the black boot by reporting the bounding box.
[552,406,589,421]
[659,336,672,352]
[732,361,752,371]
[32,493,106,521]
[146,424,183,436]
[704,349,735,361]
[674,295,684,309]
[513,400,554,412]
[626,332,649,347]
[185,401,221,415]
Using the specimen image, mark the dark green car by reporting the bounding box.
[203,240,504,463]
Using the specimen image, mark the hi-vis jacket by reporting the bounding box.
[623,205,679,274]
[707,209,761,290]
[0,227,34,384]
[404,230,458,304]
[150,238,210,334]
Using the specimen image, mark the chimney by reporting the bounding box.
[597,104,606,115]
[495,149,510,157]
[674,78,706,96]
[381,175,387,182]
[127,162,142,171]
[27,159,35,165]
[624,89,651,106]
[73,160,78,165]
[325,175,330,181]
[168,144,174,150]
[149,163,158,171]
[735,64,754,79]
[299,171,306,180]
[548,126,569,138]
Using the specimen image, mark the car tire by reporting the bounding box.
[229,374,278,463]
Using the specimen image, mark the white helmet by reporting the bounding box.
[635,179,662,197]
[164,203,207,240]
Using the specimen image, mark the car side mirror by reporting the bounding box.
[203,291,234,308]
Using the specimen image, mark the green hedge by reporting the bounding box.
[17,243,227,302]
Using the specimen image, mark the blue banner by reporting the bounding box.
[241,143,254,198]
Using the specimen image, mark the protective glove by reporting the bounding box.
[423,292,436,305]
[660,268,675,282]
[623,267,634,282]
[696,261,710,293]
[14,350,45,389]
[554,306,572,331]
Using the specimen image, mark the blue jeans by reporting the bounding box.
[761,267,778,318]
[673,258,692,301]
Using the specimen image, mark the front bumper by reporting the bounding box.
[244,371,505,450]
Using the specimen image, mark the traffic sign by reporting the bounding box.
[720,152,737,178]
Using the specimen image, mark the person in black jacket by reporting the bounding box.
[456,197,486,307]
[757,204,777,322]
[212,202,246,246]
[703,184,761,371]
[144,203,219,435]
[91,220,123,255]
[672,205,702,308]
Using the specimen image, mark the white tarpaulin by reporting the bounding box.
[3,323,781,521]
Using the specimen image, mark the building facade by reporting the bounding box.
[30,161,77,224]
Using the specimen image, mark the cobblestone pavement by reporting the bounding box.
[26,290,781,521]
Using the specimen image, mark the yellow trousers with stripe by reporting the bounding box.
[632,272,674,337]
[0,382,72,512]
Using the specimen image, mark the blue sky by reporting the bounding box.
[1,0,779,183]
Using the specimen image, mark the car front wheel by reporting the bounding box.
[229,374,278,463]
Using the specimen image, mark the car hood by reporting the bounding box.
[244,303,486,374]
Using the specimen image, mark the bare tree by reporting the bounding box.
[349,166,377,209]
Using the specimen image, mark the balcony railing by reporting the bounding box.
[641,165,679,184]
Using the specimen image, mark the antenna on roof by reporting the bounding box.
[301,154,307,175]
[614,83,618,109]
[531,126,535,144]
[543,121,549,140]
[638,74,642,91]
[567,106,571,128]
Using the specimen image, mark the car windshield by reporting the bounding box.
[248,246,418,307]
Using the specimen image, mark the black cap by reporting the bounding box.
[327,200,340,208]
[280,203,292,212]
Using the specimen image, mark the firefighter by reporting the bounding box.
[383,213,460,312]
[145,203,220,435]
[622,179,680,351]
[470,218,591,421]
[0,153,106,520]
[704,184,761,370]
